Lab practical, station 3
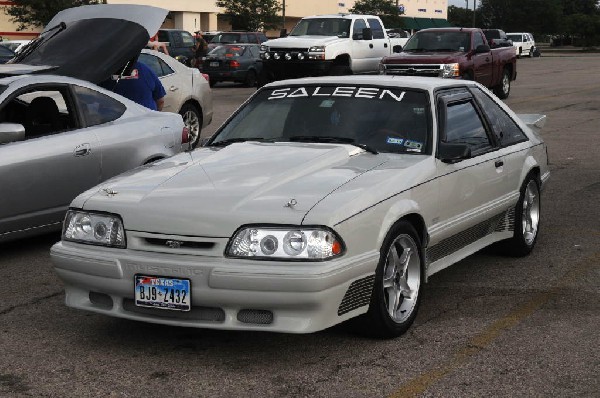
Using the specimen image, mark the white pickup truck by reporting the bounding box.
[259,14,406,83]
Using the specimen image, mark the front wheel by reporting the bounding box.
[179,103,202,149]
[494,68,511,99]
[357,221,423,338]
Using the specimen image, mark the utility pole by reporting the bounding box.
[472,0,476,27]
[282,0,286,30]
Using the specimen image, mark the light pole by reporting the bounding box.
[472,0,476,27]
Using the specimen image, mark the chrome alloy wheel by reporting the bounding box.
[502,72,510,95]
[382,234,421,323]
[183,109,201,146]
[522,180,540,245]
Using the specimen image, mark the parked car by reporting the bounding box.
[0,44,14,63]
[380,28,518,99]
[507,32,536,58]
[138,49,213,147]
[259,14,406,82]
[0,39,30,55]
[0,4,189,243]
[156,29,196,65]
[208,31,268,51]
[201,44,262,87]
[51,75,549,338]
[197,30,221,43]
[482,29,513,48]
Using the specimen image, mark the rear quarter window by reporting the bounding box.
[73,86,126,127]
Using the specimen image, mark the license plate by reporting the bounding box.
[134,275,191,311]
[210,61,219,67]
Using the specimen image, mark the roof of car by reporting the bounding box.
[263,75,479,92]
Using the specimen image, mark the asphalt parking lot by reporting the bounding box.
[1,55,598,397]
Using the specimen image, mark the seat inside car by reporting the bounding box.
[25,96,63,138]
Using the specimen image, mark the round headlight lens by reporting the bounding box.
[75,215,92,235]
[283,231,306,256]
[260,235,278,255]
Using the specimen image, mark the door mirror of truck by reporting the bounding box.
[475,44,491,53]
[361,28,373,41]
[393,45,403,53]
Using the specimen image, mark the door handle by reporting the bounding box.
[485,57,490,62]
[369,43,373,49]
[384,43,388,48]
[169,86,179,92]
[495,160,504,168]
[74,143,91,157]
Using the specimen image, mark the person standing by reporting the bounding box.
[193,34,209,68]
[108,60,166,111]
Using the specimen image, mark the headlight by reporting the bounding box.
[227,226,344,260]
[63,210,126,248]
[442,63,460,78]
[260,45,269,52]
[309,46,325,52]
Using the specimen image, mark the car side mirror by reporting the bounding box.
[475,44,491,53]
[393,45,403,53]
[438,142,471,163]
[0,123,26,144]
[362,28,372,41]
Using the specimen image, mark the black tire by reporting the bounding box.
[498,174,541,257]
[462,71,473,81]
[528,47,534,58]
[355,221,424,338]
[179,103,202,149]
[209,79,217,88]
[494,68,511,99]
[244,70,257,87]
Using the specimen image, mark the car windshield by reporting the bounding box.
[210,85,431,154]
[289,18,351,38]
[403,31,471,52]
[507,34,522,42]
[208,45,247,57]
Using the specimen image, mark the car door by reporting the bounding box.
[0,85,101,236]
[471,31,493,87]
[350,18,373,73]
[434,89,507,243]
[366,18,390,63]
[138,52,183,114]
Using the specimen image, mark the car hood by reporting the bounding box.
[3,4,167,84]
[264,36,344,48]
[384,51,465,64]
[76,142,386,237]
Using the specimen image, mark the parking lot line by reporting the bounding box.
[388,252,600,398]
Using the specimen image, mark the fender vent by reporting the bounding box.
[237,309,274,325]
[338,274,375,316]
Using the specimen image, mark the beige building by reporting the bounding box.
[0,0,448,41]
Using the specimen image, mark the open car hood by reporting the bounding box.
[4,4,168,84]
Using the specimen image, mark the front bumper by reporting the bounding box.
[51,241,379,333]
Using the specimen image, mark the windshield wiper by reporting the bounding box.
[10,22,66,63]
[209,137,272,147]
[288,136,378,154]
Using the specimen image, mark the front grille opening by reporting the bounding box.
[89,292,114,309]
[122,299,225,322]
[144,238,215,250]
[237,309,274,325]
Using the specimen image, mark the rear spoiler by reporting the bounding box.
[517,114,546,133]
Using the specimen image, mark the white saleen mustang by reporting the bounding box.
[51,76,550,338]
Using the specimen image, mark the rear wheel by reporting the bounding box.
[179,103,202,148]
[528,47,535,58]
[499,175,541,256]
[356,221,423,338]
[494,68,511,99]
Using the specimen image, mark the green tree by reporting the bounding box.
[216,0,282,31]
[349,0,403,28]
[447,5,475,28]
[479,0,563,34]
[5,0,105,31]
